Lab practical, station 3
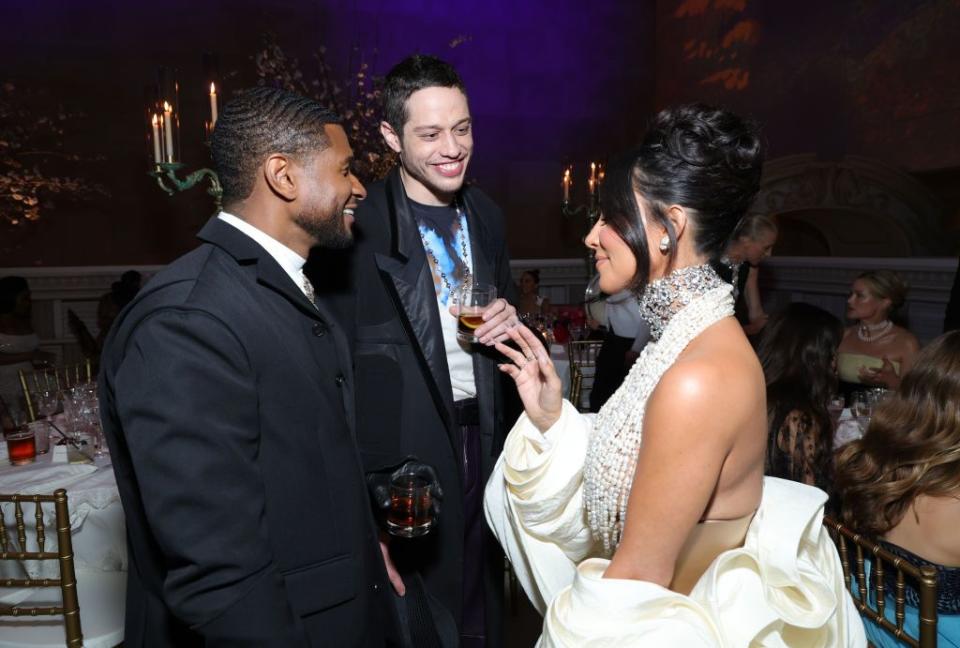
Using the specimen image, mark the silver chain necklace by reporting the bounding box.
[418,200,473,295]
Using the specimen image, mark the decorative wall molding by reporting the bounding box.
[5,257,956,364]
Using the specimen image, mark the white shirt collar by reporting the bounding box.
[217,211,309,297]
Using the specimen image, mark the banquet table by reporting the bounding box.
[0,439,126,647]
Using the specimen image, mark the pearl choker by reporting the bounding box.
[857,320,892,342]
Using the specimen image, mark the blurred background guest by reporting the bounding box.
[835,331,960,648]
[69,270,143,368]
[516,269,550,320]
[0,275,53,415]
[838,270,919,394]
[716,213,778,336]
[589,289,649,412]
[757,302,842,500]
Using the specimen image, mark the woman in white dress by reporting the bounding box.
[484,105,865,646]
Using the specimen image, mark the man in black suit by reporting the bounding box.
[99,87,398,647]
[312,55,518,648]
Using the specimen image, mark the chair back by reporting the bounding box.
[823,515,938,648]
[566,340,603,411]
[0,488,82,646]
[18,360,93,422]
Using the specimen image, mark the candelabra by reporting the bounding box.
[561,162,605,297]
[144,60,222,213]
[150,163,223,212]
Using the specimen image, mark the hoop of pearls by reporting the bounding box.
[583,265,733,555]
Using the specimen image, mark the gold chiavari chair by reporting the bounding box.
[0,489,83,647]
[566,340,603,411]
[823,515,939,648]
[18,360,92,422]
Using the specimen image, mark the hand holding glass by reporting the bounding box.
[456,283,497,343]
[386,467,434,538]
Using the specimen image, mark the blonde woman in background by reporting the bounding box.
[837,270,919,392]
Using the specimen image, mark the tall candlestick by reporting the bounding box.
[151,114,162,164]
[562,168,571,202]
[163,101,175,162]
[590,161,596,185]
[209,82,218,127]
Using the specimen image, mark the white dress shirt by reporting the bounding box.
[217,211,311,299]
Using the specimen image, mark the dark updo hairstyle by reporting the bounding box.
[521,269,540,285]
[757,302,843,496]
[600,103,763,293]
[0,276,29,315]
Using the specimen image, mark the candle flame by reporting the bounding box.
[151,113,159,126]
[163,101,172,112]
[210,82,216,95]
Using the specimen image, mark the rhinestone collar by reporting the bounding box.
[638,263,727,342]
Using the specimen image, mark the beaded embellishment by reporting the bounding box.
[583,264,733,554]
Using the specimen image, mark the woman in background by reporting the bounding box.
[836,330,960,647]
[757,302,842,500]
[717,213,778,335]
[0,276,52,415]
[837,269,919,393]
[516,269,550,319]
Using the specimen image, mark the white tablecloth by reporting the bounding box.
[0,445,126,586]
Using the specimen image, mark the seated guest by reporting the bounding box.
[715,213,778,335]
[835,331,960,647]
[0,275,52,413]
[516,269,550,319]
[838,270,919,394]
[757,302,842,499]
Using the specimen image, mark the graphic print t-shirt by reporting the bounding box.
[410,200,476,399]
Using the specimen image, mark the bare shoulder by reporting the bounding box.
[645,320,762,447]
[893,325,920,352]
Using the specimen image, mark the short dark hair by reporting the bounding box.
[382,55,466,134]
[210,86,342,205]
[0,276,29,314]
[600,103,763,293]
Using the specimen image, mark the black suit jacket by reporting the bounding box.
[99,218,397,647]
[309,168,517,643]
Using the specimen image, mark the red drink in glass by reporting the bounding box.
[6,430,36,465]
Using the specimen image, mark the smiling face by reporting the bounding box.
[292,124,366,249]
[584,217,639,295]
[382,86,473,206]
[846,278,891,323]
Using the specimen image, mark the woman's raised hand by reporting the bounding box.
[494,324,563,433]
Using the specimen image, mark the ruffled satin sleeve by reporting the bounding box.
[484,399,599,614]
[539,478,867,647]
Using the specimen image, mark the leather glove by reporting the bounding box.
[366,459,444,524]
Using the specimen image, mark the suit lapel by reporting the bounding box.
[461,188,494,289]
[377,172,456,431]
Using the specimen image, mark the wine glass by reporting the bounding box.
[584,274,602,303]
[455,283,497,343]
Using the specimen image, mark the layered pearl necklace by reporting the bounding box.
[857,319,892,342]
[583,264,732,554]
[417,200,473,298]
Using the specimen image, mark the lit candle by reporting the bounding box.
[209,82,218,127]
[590,161,597,185]
[562,168,571,202]
[151,114,162,164]
[588,177,596,197]
[163,101,175,162]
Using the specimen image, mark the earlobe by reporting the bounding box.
[264,154,297,201]
[380,121,402,154]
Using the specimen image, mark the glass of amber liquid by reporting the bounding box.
[6,429,36,465]
[386,469,434,538]
[456,283,497,343]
